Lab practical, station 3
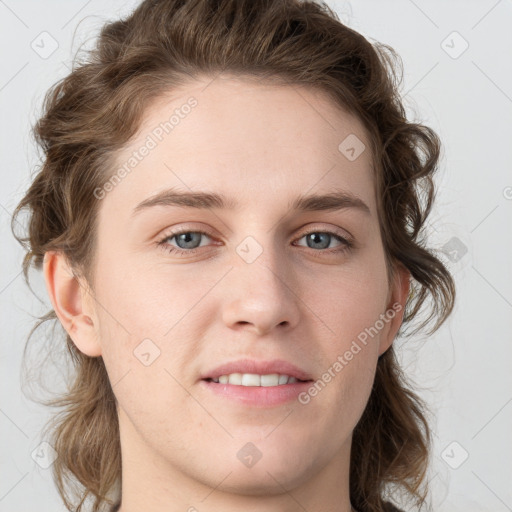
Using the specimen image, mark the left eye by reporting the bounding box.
[157,229,353,255]
[295,231,351,251]
[159,230,213,254]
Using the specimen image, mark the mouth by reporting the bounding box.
[200,358,314,384]
[202,374,313,386]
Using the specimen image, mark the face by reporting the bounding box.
[72,75,407,500]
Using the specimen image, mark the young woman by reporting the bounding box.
[13,1,455,511]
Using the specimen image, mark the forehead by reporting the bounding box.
[104,75,376,218]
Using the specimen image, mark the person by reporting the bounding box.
[12,0,456,511]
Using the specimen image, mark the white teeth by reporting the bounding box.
[278,374,289,385]
[211,373,301,386]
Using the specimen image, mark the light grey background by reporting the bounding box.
[1,1,511,511]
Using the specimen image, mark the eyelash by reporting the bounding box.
[156,227,354,257]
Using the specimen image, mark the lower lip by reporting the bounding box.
[200,379,312,407]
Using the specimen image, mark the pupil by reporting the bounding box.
[178,232,197,248]
[309,232,328,249]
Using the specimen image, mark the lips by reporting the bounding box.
[200,358,314,382]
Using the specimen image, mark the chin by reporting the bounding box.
[211,466,309,497]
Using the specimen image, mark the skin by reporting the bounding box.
[44,74,410,512]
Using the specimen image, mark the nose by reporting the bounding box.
[221,243,301,337]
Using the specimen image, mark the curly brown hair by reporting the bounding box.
[12,1,455,511]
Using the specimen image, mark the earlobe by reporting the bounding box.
[43,251,102,357]
[378,263,411,357]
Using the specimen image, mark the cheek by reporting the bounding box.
[307,251,389,402]
[91,256,195,339]
[312,255,389,343]
[304,303,381,440]
[91,261,204,397]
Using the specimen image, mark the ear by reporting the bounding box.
[43,251,102,357]
[378,263,411,357]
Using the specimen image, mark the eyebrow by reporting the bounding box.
[131,188,371,217]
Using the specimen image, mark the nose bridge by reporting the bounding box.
[235,233,290,300]
[222,231,300,334]
[234,232,288,290]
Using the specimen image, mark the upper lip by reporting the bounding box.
[200,358,314,381]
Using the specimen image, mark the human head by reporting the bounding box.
[13,1,455,511]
